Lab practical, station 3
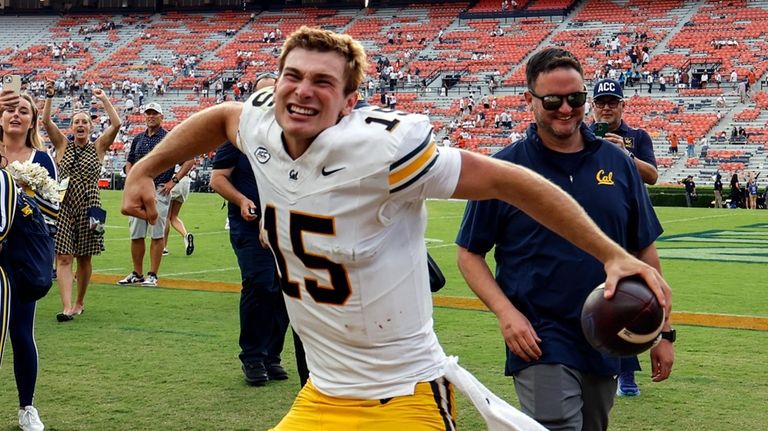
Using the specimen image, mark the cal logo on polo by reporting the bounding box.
[596,169,615,185]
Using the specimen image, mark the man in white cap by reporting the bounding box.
[118,102,174,287]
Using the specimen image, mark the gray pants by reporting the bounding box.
[513,364,616,431]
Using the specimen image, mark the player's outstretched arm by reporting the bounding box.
[121,102,242,223]
[451,149,669,311]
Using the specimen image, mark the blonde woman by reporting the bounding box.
[1,88,58,431]
[42,80,121,321]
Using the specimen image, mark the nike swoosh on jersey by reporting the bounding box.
[389,132,438,193]
[321,166,346,176]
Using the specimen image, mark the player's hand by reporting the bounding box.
[499,308,542,362]
[93,87,105,99]
[121,170,158,224]
[0,90,20,112]
[649,338,674,382]
[602,254,670,312]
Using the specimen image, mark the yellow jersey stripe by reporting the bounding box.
[389,141,437,189]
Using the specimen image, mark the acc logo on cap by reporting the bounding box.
[597,81,617,93]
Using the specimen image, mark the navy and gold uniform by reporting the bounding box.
[590,119,656,168]
[237,89,462,399]
[0,168,17,366]
[457,123,662,377]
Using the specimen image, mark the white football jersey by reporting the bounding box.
[237,89,462,399]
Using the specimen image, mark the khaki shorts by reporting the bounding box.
[128,187,171,240]
[271,378,456,431]
[170,176,191,203]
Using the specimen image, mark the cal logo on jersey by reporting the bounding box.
[623,136,635,150]
[389,132,438,193]
[250,87,275,111]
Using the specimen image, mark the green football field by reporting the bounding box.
[1,191,766,430]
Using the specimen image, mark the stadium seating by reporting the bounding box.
[1,1,766,186]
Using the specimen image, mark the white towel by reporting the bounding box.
[442,356,547,431]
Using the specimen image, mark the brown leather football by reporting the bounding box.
[581,277,664,357]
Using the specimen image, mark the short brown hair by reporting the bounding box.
[525,47,583,89]
[278,26,368,95]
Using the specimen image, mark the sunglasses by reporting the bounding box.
[529,90,588,111]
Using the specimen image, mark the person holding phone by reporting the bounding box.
[1,88,59,431]
[591,78,660,397]
[42,79,121,321]
[590,78,658,185]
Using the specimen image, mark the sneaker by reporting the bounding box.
[18,405,45,431]
[266,362,288,381]
[242,362,268,386]
[141,272,159,287]
[162,248,170,256]
[616,371,640,397]
[185,233,195,256]
[117,271,144,285]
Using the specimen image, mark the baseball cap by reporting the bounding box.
[593,79,624,100]
[143,102,163,115]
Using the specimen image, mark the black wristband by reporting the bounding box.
[46,94,54,99]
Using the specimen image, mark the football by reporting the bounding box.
[580,277,665,357]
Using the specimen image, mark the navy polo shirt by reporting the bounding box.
[127,127,174,186]
[212,142,261,236]
[590,120,656,167]
[456,123,662,376]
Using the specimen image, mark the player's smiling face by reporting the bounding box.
[274,48,357,155]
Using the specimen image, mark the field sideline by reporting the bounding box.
[85,272,768,331]
[1,191,766,430]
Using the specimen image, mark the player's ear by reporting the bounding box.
[523,91,533,109]
[340,91,357,116]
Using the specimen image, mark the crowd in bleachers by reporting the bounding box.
[0,1,766,194]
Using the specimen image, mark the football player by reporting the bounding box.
[122,27,669,431]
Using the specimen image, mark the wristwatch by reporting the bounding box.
[171,175,179,184]
[660,329,676,343]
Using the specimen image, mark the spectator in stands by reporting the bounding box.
[686,133,695,158]
[716,95,726,108]
[122,27,671,431]
[713,172,724,208]
[456,47,673,431]
[162,158,196,256]
[2,89,61,431]
[42,81,120,321]
[669,132,679,155]
[681,175,697,207]
[591,78,658,185]
[117,103,174,288]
